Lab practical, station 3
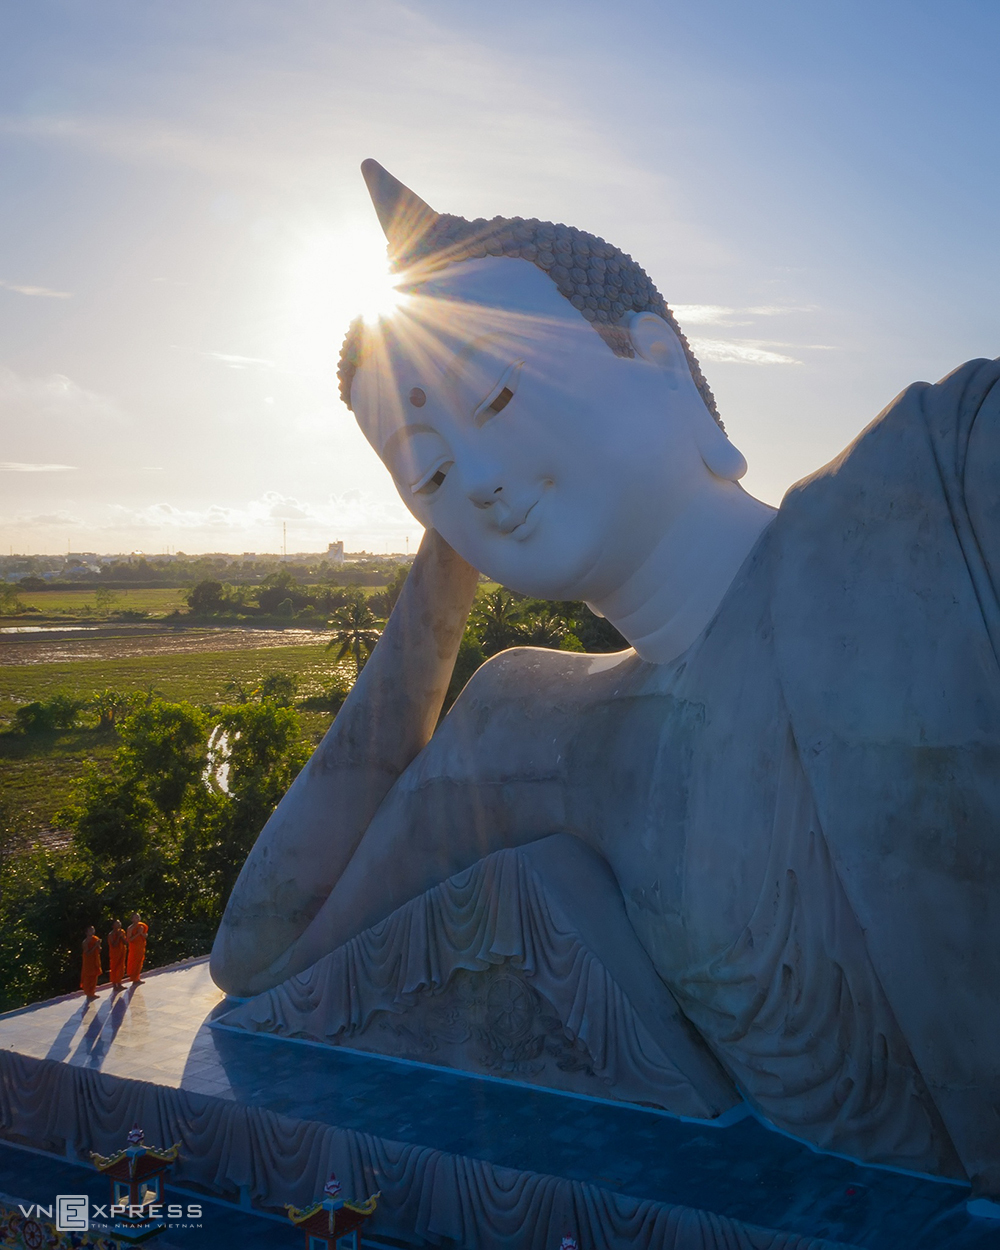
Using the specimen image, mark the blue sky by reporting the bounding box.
[0,0,997,554]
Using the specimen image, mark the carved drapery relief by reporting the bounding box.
[220,843,729,1118]
[667,732,963,1179]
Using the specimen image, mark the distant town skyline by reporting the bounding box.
[1,0,999,553]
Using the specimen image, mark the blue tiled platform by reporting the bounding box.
[0,959,996,1248]
[0,1142,304,1249]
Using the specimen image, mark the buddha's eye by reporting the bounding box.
[487,387,513,414]
[474,360,522,425]
[413,459,453,496]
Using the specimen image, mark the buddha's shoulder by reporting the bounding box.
[455,644,650,713]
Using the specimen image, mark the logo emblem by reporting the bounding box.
[56,1195,89,1232]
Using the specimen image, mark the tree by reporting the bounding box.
[90,688,140,731]
[187,579,226,614]
[256,672,299,706]
[570,606,628,653]
[60,693,309,981]
[469,588,526,657]
[0,584,25,615]
[112,699,210,815]
[256,569,308,615]
[94,586,121,614]
[521,609,568,649]
[326,594,382,676]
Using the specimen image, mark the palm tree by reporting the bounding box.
[470,588,526,657]
[521,610,568,649]
[326,594,382,677]
[90,688,139,731]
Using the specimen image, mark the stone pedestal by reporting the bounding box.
[0,959,989,1248]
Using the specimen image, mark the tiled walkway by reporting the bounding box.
[0,960,997,1248]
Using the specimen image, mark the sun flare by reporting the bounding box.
[279,223,403,380]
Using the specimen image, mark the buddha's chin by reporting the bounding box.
[471,542,601,602]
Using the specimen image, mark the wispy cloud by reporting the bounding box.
[0,279,71,299]
[674,304,831,365]
[690,338,802,366]
[0,367,123,423]
[0,461,77,472]
[203,351,275,369]
[673,304,819,327]
[17,510,81,526]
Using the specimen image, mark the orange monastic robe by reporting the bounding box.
[126,921,148,982]
[108,928,127,986]
[81,935,101,997]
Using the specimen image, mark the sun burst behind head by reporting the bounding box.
[279,221,404,381]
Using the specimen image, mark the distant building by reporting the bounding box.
[327,541,345,564]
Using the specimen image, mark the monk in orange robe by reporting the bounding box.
[126,912,148,984]
[80,926,101,999]
[107,919,127,990]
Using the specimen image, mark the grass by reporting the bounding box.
[0,642,351,839]
[4,587,187,618]
[0,729,117,841]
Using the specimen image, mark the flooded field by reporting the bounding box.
[0,625,332,666]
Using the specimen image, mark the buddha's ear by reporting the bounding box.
[627,312,747,482]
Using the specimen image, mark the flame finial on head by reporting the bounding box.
[361,159,440,264]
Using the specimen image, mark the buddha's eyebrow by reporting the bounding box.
[441,333,519,397]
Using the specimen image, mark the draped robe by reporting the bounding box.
[225,357,1000,1196]
[80,935,101,997]
[126,921,148,982]
[766,356,1000,1192]
[108,927,127,986]
[620,356,1000,1192]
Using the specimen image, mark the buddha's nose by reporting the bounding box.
[466,470,505,510]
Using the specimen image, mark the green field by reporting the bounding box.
[3,586,187,618]
[0,642,348,839]
[1,582,396,623]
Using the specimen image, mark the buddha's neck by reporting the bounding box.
[589,481,776,665]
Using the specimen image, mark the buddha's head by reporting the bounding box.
[342,160,749,601]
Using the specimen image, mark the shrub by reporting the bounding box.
[13,694,85,734]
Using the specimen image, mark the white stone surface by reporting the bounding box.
[212,164,1000,1197]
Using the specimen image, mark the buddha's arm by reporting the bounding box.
[237,646,636,994]
[210,529,479,996]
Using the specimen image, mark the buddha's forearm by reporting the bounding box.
[210,529,479,996]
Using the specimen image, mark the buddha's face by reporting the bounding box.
[351,257,708,600]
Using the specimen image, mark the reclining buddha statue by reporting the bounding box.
[212,160,1000,1199]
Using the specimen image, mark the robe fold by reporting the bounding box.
[80,936,101,997]
[107,928,127,986]
[770,357,1000,1192]
[126,921,148,982]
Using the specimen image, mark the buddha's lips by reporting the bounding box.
[506,499,540,540]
